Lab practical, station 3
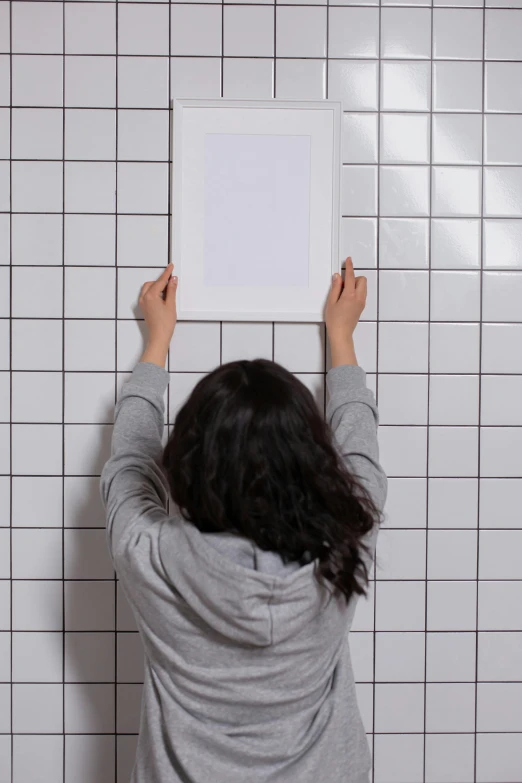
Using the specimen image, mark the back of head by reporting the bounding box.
[162,359,379,603]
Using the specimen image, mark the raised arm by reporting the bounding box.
[100,264,178,556]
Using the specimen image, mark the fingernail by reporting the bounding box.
[172,276,178,283]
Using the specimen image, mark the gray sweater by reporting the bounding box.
[100,361,387,783]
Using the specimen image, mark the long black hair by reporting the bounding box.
[162,359,380,603]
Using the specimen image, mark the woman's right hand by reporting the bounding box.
[325,257,367,367]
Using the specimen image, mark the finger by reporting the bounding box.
[150,263,174,295]
[165,274,178,309]
[327,272,344,305]
[140,281,154,298]
[341,257,355,295]
[355,275,367,301]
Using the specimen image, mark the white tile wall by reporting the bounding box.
[1,1,522,782]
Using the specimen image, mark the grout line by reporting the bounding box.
[422,4,435,780]
[114,0,120,773]
[61,1,66,779]
[9,2,13,780]
[474,4,487,780]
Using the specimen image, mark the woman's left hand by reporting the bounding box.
[139,263,178,367]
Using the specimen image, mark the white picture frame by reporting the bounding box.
[171,98,342,322]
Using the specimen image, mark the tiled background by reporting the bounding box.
[1,0,522,781]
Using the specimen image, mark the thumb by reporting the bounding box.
[327,272,343,304]
[165,274,178,309]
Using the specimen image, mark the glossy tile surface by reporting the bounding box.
[3,4,522,783]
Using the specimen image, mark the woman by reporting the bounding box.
[100,257,387,783]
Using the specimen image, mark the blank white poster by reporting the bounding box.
[203,133,311,287]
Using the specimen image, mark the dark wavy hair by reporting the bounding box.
[162,359,380,603]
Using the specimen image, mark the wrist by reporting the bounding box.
[329,335,358,368]
[141,339,170,368]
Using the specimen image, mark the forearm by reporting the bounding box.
[329,335,358,368]
[140,339,170,369]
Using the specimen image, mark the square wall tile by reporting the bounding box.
[485,9,522,60]
[65,633,115,683]
[13,683,63,733]
[483,271,522,321]
[381,8,432,59]
[430,323,480,373]
[431,271,481,322]
[428,478,478,528]
[12,371,62,423]
[350,321,377,372]
[119,57,169,109]
[478,632,522,681]
[342,166,377,216]
[172,57,222,99]
[65,162,115,214]
[12,161,63,213]
[224,6,273,57]
[275,60,326,100]
[65,3,116,55]
[12,476,63,528]
[426,631,476,682]
[486,115,522,165]
[484,220,522,269]
[378,375,428,426]
[12,214,63,266]
[169,322,221,371]
[433,61,483,112]
[65,215,116,267]
[485,62,522,112]
[222,322,273,363]
[484,167,522,218]
[341,218,377,268]
[481,427,522,478]
[65,56,116,109]
[117,163,169,214]
[379,271,429,320]
[479,530,522,580]
[118,4,169,56]
[12,108,63,160]
[432,167,481,217]
[65,321,115,372]
[477,683,522,732]
[381,61,431,111]
[277,7,326,58]
[274,323,325,373]
[428,530,477,580]
[65,374,115,425]
[65,110,116,161]
[432,114,482,165]
[384,478,427,529]
[12,424,63,476]
[117,215,168,267]
[65,581,115,632]
[428,580,477,631]
[431,219,481,268]
[12,55,63,107]
[476,734,522,783]
[342,114,378,164]
[65,268,115,319]
[433,9,484,59]
[380,166,430,217]
[118,110,169,162]
[172,5,222,56]
[12,581,62,631]
[425,734,475,783]
[12,632,63,682]
[480,478,522,528]
[380,114,430,164]
[379,322,429,372]
[117,633,144,684]
[374,735,424,783]
[375,632,425,682]
[375,683,425,732]
[376,529,427,579]
[13,736,64,783]
[481,375,522,426]
[64,476,106,529]
[426,683,476,732]
[429,426,478,477]
[479,581,522,631]
[223,58,273,99]
[328,61,379,111]
[65,735,115,783]
[481,323,522,373]
[12,1,63,54]
[12,267,63,318]
[379,425,428,477]
[63,424,112,476]
[376,581,426,630]
[65,683,115,733]
[429,375,479,425]
[328,8,379,58]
